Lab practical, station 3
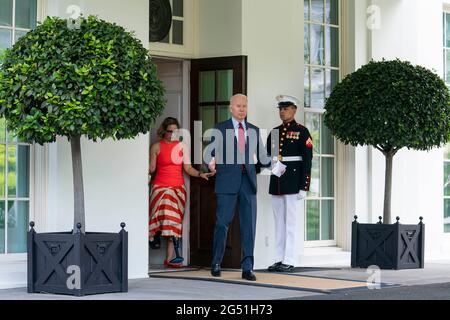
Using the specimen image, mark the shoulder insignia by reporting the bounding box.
[306,137,313,148]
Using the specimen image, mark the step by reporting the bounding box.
[299,247,351,268]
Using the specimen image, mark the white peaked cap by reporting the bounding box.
[276,94,300,107]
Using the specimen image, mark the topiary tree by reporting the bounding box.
[324,59,450,223]
[0,16,165,233]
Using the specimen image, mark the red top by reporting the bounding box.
[152,140,184,187]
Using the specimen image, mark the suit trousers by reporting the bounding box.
[271,194,302,266]
[211,172,257,271]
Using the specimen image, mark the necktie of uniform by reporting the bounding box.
[238,122,245,154]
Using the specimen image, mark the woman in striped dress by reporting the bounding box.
[149,117,214,268]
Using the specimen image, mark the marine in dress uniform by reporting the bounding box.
[266,95,313,272]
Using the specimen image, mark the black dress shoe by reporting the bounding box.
[267,261,282,272]
[242,270,257,281]
[275,263,294,272]
[211,264,221,277]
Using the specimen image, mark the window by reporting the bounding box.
[444,11,450,233]
[304,0,339,244]
[0,0,36,254]
[0,0,37,50]
[155,0,184,45]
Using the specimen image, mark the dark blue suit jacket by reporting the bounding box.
[209,119,270,194]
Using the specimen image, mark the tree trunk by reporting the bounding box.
[383,151,394,224]
[71,135,85,233]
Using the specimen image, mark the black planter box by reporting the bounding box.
[27,222,128,296]
[351,216,424,270]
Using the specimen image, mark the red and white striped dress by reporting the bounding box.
[149,140,186,238]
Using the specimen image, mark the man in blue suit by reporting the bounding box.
[208,94,270,281]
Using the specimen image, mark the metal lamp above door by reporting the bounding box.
[149,0,172,42]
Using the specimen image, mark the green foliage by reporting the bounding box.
[0,16,166,144]
[324,59,450,153]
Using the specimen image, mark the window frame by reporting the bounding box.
[303,0,340,247]
[443,10,450,234]
[0,0,39,259]
[149,0,196,59]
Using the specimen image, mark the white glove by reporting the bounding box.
[271,160,286,177]
[297,190,307,200]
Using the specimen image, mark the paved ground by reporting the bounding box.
[298,282,450,300]
[1,262,450,300]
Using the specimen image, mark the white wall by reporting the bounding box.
[241,0,304,269]
[46,0,149,45]
[197,0,242,57]
[44,0,150,279]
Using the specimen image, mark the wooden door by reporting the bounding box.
[189,56,247,268]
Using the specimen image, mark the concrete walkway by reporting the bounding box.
[1,262,450,300]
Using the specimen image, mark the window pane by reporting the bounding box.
[321,114,334,154]
[304,67,310,108]
[0,28,12,50]
[326,0,339,25]
[306,200,320,241]
[310,24,324,65]
[445,162,450,197]
[201,105,215,138]
[304,0,310,21]
[8,145,30,197]
[311,0,324,23]
[14,29,27,43]
[7,125,18,142]
[0,118,6,141]
[309,156,320,197]
[326,26,339,67]
[446,13,450,48]
[218,105,231,123]
[304,24,310,64]
[7,200,28,253]
[305,112,320,154]
[15,0,37,29]
[160,32,169,43]
[0,144,5,197]
[321,200,334,240]
[310,67,325,108]
[445,199,450,233]
[445,223,450,233]
[321,157,334,197]
[217,70,233,102]
[172,19,183,45]
[325,68,339,99]
[0,0,13,26]
[0,201,4,253]
[173,0,183,17]
[446,50,450,83]
[199,71,215,103]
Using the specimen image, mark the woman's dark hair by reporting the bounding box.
[157,117,180,139]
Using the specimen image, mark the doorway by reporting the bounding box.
[148,55,248,270]
[148,57,190,269]
[189,56,247,268]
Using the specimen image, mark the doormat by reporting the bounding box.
[149,269,398,294]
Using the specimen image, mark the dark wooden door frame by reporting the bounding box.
[189,56,247,268]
